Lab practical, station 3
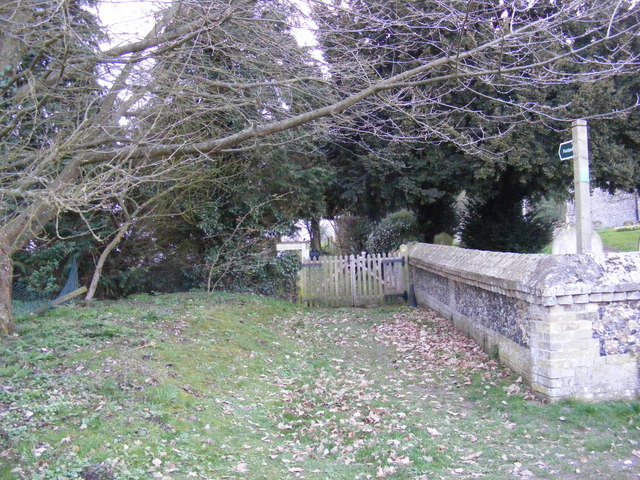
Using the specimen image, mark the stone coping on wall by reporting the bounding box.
[405,243,640,307]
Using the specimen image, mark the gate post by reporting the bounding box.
[398,244,410,300]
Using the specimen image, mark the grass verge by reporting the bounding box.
[598,226,640,252]
[1,293,639,479]
[542,226,640,253]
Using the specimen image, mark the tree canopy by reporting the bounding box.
[0,0,639,333]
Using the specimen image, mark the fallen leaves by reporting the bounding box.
[388,454,413,466]
[234,461,248,473]
[374,310,500,374]
[505,383,521,396]
[461,451,483,462]
[263,307,533,479]
[266,308,516,479]
[7,299,632,480]
[181,384,196,395]
[512,461,535,478]
[375,465,397,478]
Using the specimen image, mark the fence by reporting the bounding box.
[12,257,86,316]
[299,253,407,307]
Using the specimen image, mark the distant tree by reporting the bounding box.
[574,77,640,193]
[317,0,638,245]
[324,140,471,241]
[333,216,372,255]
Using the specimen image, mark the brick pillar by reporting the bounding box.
[531,302,638,401]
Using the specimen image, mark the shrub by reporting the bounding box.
[365,210,420,254]
[211,251,300,300]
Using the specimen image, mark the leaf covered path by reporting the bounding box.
[269,308,639,479]
[1,294,639,479]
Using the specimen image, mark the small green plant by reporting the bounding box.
[140,311,160,322]
[80,320,134,338]
[144,384,184,408]
[490,344,500,361]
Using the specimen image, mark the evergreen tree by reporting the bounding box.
[460,167,555,253]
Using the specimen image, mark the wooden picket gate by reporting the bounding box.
[299,253,408,307]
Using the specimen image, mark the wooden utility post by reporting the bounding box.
[572,119,591,254]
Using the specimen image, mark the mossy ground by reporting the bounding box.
[1,293,638,479]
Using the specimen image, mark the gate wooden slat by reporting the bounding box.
[333,255,340,307]
[353,254,359,306]
[370,254,377,303]
[336,255,343,306]
[383,252,391,295]
[369,254,376,301]
[324,256,330,306]
[375,253,381,298]
[358,255,365,306]
[345,255,352,304]
[359,254,365,305]
[329,255,336,306]
[365,256,376,304]
[337,255,344,306]
[362,255,368,305]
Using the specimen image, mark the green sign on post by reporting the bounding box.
[558,140,573,161]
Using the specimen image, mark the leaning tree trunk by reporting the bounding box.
[85,220,131,302]
[0,244,14,335]
[0,163,81,335]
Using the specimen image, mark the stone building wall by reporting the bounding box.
[566,188,639,229]
[405,243,640,401]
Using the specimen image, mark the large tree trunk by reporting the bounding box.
[309,218,322,251]
[0,163,82,334]
[0,243,14,335]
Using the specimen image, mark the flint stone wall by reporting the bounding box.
[405,243,640,401]
[566,188,640,229]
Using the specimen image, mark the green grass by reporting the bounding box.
[542,225,640,253]
[598,226,640,252]
[1,293,639,479]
